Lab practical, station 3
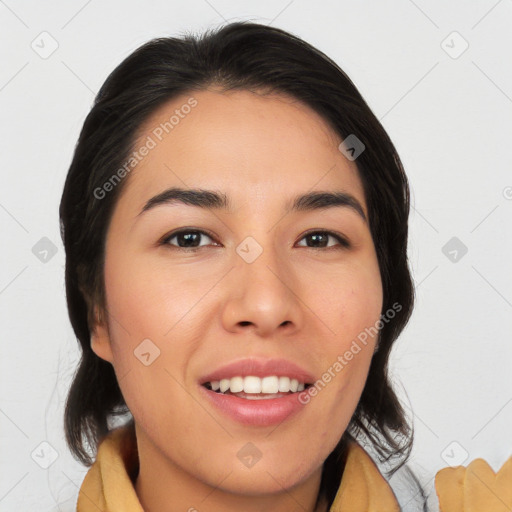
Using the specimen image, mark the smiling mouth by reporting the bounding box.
[202,375,313,400]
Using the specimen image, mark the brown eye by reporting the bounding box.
[162,229,217,250]
[160,228,350,252]
[296,230,350,249]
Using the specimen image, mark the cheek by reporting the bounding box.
[101,247,214,417]
[304,255,383,346]
[300,254,382,428]
[103,247,206,342]
[104,250,161,330]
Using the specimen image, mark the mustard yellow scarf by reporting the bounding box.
[76,425,512,511]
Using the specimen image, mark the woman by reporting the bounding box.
[59,21,508,512]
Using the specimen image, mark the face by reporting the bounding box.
[91,89,383,496]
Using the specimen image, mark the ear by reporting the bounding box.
[90,306,114,364]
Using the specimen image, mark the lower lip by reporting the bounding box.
[199,385,308,426]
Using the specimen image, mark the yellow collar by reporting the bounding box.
[435,455,512,511]
[76,425,400,511]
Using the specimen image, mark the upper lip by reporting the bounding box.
[199,357,316,385]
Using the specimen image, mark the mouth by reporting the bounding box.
[198,358,316,425]
[202,376,313,400]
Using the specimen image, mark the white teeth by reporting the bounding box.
[230,376,244,393]
[219,379,230,393]
[206,375,308,394]
[278,376,290,392]
[261,376,279,394]
[244,376,261,393]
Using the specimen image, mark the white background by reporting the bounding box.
[1,1,511,511]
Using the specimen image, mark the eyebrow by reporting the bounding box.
[138,187,367,223]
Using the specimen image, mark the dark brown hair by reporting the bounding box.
[59,21,415,509]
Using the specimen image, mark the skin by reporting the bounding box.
[91,89,383,512]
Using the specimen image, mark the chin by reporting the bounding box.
[216,470,306,497]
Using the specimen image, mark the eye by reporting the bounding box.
[296,230,350,250]
[161,229,218,250]
[160,228,350,251]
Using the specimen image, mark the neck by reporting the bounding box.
[134,426,329,512]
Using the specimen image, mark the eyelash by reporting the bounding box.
[160,228,351,252]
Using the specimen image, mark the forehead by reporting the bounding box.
[122,89,366,214]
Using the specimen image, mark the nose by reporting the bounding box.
[221,242,304,338]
